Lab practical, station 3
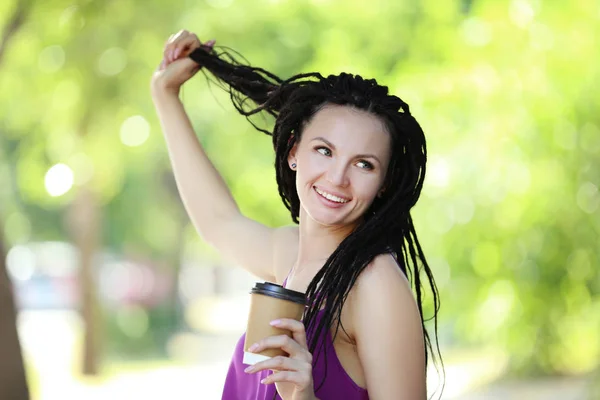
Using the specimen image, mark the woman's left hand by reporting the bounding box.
[244,318,317,400]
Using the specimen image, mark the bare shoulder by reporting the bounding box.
[345,253,422,342]
[271,225,299,283]
[350,253,415,307]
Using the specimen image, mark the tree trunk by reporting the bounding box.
[67,187,102,375]
[0,1,34,397]
[0,228,30,400]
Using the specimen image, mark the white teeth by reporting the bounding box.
[315,187,349,203]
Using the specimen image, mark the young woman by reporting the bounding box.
[151,30,441,400]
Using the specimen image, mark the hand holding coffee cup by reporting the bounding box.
[243,282,306,364]
[245,318,316,399]
[243,282,316,398]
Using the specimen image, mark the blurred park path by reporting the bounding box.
[459,378,591,400]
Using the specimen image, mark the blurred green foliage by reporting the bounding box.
[0,0,598,377]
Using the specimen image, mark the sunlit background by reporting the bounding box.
[0,0,599,399]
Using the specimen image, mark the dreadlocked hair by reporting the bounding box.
[190,45,444,397]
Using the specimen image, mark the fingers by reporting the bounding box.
[173,35,199,60]
[163,30,207,65]
[248,334,310,362]
[244,355,313,389]
[165,30,193,63]
[201,39,216,53]
[153,30,212,92]
[260,370,312,387]
[164,30,185,62]
[270,318,309,350]
[244,355,308,374]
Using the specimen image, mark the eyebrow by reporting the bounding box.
[311,136,381,165]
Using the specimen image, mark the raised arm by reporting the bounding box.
[150,31,285,282]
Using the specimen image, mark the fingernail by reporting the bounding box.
[175,48,180,58]
[248,343,259,352]
[269,319,280,326]
[207,39,216,46]
[260,378,267,384]
[244,366,254,373]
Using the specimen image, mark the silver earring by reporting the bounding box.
[291,163,297,169]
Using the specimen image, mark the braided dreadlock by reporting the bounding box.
[190,45,443,396]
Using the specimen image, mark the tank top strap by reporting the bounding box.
[282,266,293,288]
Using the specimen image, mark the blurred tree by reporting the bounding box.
[0,232,29,400]
[67,186,103,375]
[0,0,32,398]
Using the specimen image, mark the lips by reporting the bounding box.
[313,186,351,204]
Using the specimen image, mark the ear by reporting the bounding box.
[377,186,386,198]
[287,141,298,170]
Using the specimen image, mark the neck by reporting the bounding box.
[294,208,357,274]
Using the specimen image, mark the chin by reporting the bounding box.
[305,207,360,228]
[301,206,337,225]
[313,216,347,228]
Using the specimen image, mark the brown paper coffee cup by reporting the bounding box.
[243,282,306,365]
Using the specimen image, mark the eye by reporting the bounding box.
[356,160,374,170]
[316,146,331,156]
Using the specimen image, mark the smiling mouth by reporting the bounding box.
[314,187,351,204]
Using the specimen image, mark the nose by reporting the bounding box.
[326,161,350,187]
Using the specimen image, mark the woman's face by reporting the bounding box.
[289,104,392,228]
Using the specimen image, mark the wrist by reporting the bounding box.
[151,80,181,100]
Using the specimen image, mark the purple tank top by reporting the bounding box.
[221,278,369,400]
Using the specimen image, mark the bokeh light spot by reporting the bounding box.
[509,0,536,28]
[461,17,491,47]
[576,182,599,214]
[120,115,150,147]
[44,163,74,197]
[97,47,127,76]
[580,123,600,154]
[38,45,65,73]
[116,306,149,338]
[428,157,451,188]
[6,245,36,282]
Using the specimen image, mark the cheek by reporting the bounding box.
[354,171,386,199]
[298,152,327,179]
[294,162,317,193]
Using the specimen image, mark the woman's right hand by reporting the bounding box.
[151,30,215,95]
